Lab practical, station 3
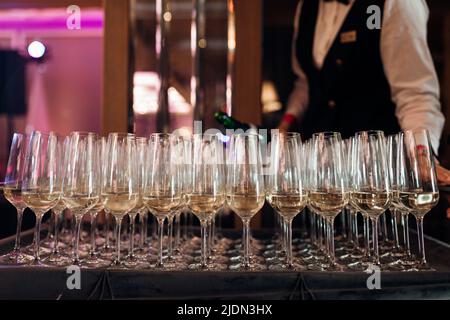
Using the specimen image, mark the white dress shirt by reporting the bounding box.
[285,0,445,153]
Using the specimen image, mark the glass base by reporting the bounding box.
[323,262,344,271]
[268,262,307,271]
[42,253,73,267]
[188,262,227,271]
[228,262,267,271]
[0,251,34,265]
[83,256,112,268]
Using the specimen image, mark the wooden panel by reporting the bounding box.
[233,0,263,229]
[233,0,262,127]
[102,0,131,135]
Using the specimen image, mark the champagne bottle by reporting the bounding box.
[214,111,272,143]
[214,111,252,131]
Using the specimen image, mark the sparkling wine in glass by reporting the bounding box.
[143,133,182,269]
[266,132,307,270]
[227,133,266,271]
[21,131,62,265]
[187,133,226,270]
[307,132,348,271]
[396,129,439,270]
[350,131,392,267]
[62,132,101,266]
[0,133,34,265]
[102,133,139,267]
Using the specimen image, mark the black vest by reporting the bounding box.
[296,0,400,139]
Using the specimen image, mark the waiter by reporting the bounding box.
[279,0,450,183]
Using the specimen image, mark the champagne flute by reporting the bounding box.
[166,134,193,269]
[83,137,112,268]
[102,133,139,267]
[0,133,34,265]
[62,132,100,266]
[124,137,148,268]
[21,131,61,265]
[308,132,348,271]
[44,136,72,266]
[350,131,392,267]
[266,132,307,270]
[187,133,226,270]
[397,129,439,270]
[143,133,182,269]
[227,133,266,271]
[386,134,411,269]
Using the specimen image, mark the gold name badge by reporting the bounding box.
[340,30,357,44]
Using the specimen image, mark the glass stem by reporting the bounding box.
[340,210,346,239]
[34,213,43,262]
[53,210,60,254]
[327,218,335,265]
[207,220,212,259]
[352,211,359,248]
[200,219,208,268]
[152,215,158,240]
[371,217,380,265]
[90,213,96,256]
[392,209,400,249]
[140,212,147,250]
[317,215,323,251]
[284,219,288,253]
[167,216,174,258]
[416,217,426,266]
[286,219,293,267]
[156,217,165,267]
[114,216,122,264]
[210,217,215,249]
[104,212,110,250]
[217,210,223,239]
[401,212,411,256]
[347,209,353,244]
[73,215,82,264]
[129,214,135,259]
[243,220,251,268]
[381,213,388,242]
[363,215,370,258]
[174,212,181,253]
[14,208,24,252]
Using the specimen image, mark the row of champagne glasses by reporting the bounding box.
[0,129,439,271]
[265,130,438,271]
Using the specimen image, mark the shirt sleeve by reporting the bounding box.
[284,0,310,122]
[381,0,445,154]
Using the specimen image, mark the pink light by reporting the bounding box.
[0,8,103,30]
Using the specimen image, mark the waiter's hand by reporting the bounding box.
[278,120,291,133]
[436,161,450,186]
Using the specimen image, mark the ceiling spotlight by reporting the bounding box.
[27,41,46,59]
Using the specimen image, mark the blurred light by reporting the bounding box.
[198,38,207,49]
[261,81,282,113]
[27,40,46,59]
[220,134,231,143]
[133,72,192,115]
[163,11,172,22]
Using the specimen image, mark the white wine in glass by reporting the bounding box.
[102,133,138,267]
[62,132,100,265]
[21,131,62,265]
[227,133,266,270]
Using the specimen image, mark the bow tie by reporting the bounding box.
[323,0,350,5]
